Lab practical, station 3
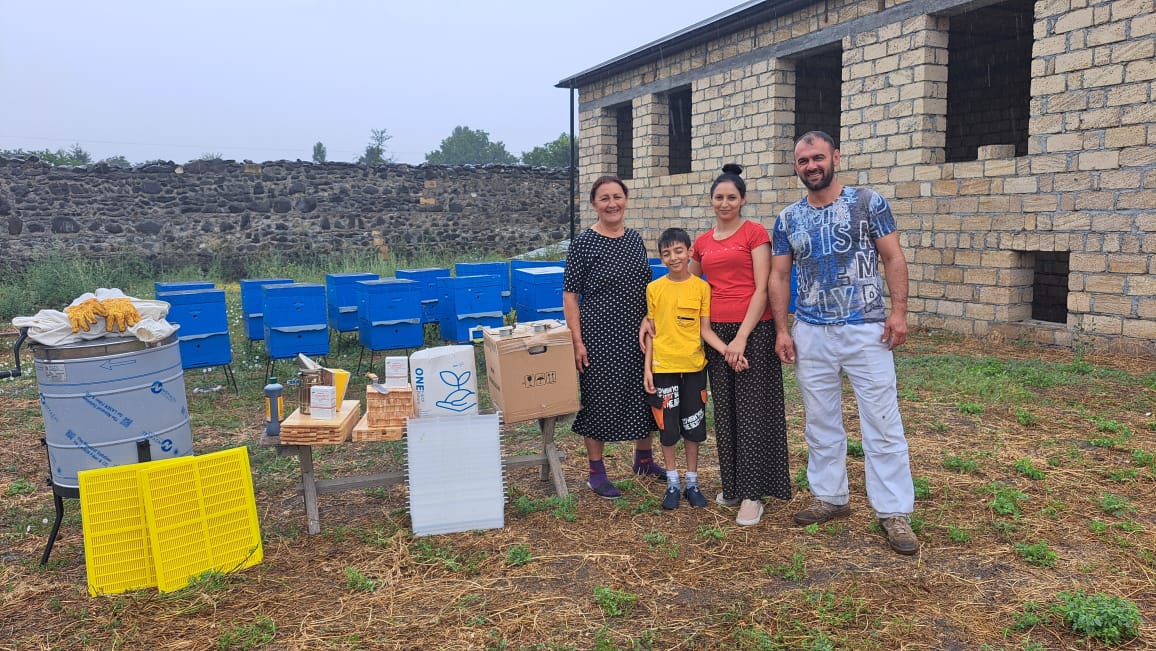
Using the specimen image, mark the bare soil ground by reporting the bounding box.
[1,328,1153,650]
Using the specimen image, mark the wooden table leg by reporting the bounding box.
[539,416,568,498]
[298,446,321,534]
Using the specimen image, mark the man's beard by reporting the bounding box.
[800,165,834,191]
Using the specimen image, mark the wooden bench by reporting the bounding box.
[258,415,567,534]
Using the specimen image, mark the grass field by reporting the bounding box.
[0,283,1152,650]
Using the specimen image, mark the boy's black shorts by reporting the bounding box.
[646,370,708,447]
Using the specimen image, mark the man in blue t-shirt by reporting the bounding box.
[769,130,918,556]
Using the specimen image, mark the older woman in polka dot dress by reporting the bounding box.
[562,176,665,499]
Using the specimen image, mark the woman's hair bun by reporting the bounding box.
[721,163,743,176]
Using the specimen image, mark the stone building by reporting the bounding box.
[558,0,1156,354]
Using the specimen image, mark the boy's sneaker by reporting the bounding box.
[715,492,741,508]
[662,485,681,510]
[684,485,708,507]
[880,516,919,555]
[633,458,667,478]
[736,499,764,526]
[587,477,622,499]
[792,499,851,525]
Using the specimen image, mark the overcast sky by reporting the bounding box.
[0,0,740,165]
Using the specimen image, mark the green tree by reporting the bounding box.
[521,133,572,168]
[2,143,92,166]
[191,152,224,162]
[357,129,392,166]
[425,126,517,165]
[312,141,327,163]
[98,155,132,168]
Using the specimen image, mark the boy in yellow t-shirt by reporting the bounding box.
[644,228,732,510]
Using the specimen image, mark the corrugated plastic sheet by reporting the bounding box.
[78,447,262,595]
[78,464,157,596]
[406,414,504,536]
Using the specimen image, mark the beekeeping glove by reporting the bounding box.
[64,294,106,333]
[103,299,140,332]
[96,288,142,332]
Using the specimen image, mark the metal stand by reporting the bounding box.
[40,483,79,567]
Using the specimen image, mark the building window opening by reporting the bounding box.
[945,0,1033,162]
[1032,251,1069,324]
[794,47,842,146]
[667,86,692,175]
[614,103,633,180]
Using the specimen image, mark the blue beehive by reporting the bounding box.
[158,288,232,368]
[356,279,424,350]
[511,259,567,271]
[154,281,214,298]
[325,272,379,332]
[436,275,504,343]
[239,278,294,340]
[513,266,565,323]
[262,283,328,359]
[395,267,451,324]
[456,261,511,314]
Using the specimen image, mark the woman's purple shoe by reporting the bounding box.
[587,476,622,498]
[632,458,667,478]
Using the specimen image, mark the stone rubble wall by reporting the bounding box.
[0,159,572,275]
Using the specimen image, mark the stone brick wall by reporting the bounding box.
[572,0,1156,355]
[0,159,571,275]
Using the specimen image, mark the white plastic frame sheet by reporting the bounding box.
[406,413,504,536]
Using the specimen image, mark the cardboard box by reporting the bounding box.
[482,320,579,423]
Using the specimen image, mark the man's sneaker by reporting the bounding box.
[880,516,919,555]
[684,485,708,507]
[587,477,622,499]
[662,485,681,510]
[633,458,667,478]
[792,499,851,525]
[736,499,764,526]
[715,492,742,508]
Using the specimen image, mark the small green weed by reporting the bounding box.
[410,539,486,575]
[629,496,662,515]
[794,467,810,490]
[958,402,984,415]
[947,525,971,543]
[1105,468,1138,482]
[804,523,821,535]
[912,476,932,499]
[1014,540,1057,567]
[1010,601,1049,631]
[765,552,807,582]
[1051,590,1140,645]
[943,455,979,474]
[513,494,577,522]
[1089,519,1109,534]
[504,544,532,567]
[1095,492,1135,517]
[1089,417,1131,448]
[343,567,379,592]
[216,615,276,650]
[593,586,637,617]
[1130,448,1155,467]
[1012,458,1045,480]
[984,481,1028,517]
[694,524,726,544]
[642,530,667,547]
[930,420,949,433]
[4,478,35,496]
[846,439,864,459]
[642,530,679,558]
[1014,408,1038,426]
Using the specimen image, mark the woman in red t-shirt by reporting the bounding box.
[691,164,792,527]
